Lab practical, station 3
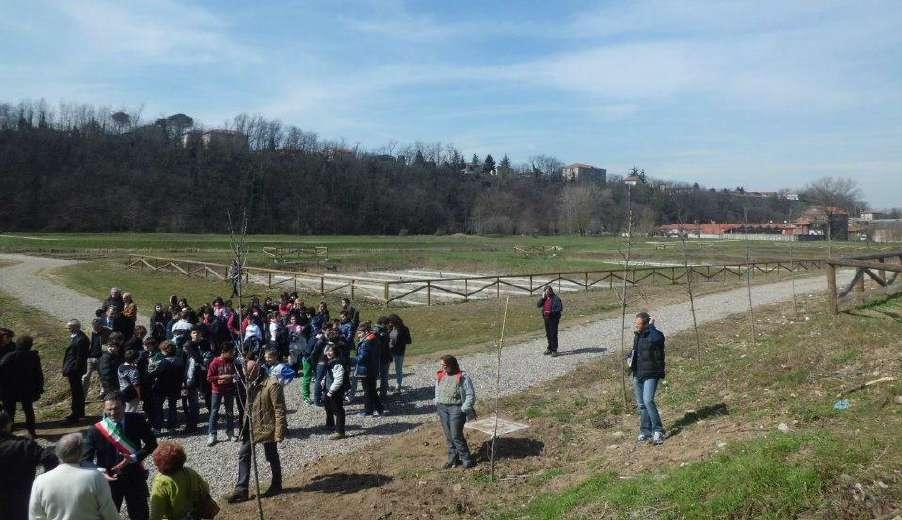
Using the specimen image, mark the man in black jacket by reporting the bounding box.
[0,336,44,437]
[0,410,58,520]
[628,312,666,445]
[82,393,157,520]
[99,333,124,398]
[63,319,90,425]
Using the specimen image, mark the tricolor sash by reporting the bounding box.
[95,417,142,469]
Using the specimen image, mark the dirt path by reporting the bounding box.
[0,253,848,497]
[0,253,121,327]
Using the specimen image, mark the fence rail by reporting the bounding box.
[826,250,902,314]
[127,254,826,307]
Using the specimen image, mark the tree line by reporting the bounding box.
[0,100,858,235]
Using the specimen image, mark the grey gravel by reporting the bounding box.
[0,253,849,499]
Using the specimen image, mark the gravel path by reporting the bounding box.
[0,253,847,498]
[0,253,151,327]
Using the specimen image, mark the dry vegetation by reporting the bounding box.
[220,294,901,519]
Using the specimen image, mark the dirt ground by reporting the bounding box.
[220,293,901,519]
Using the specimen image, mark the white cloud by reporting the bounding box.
[55,0,259,65]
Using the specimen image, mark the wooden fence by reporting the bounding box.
[826,250,902,314]
[127,254,825,306]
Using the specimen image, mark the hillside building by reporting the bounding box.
[562,163,606,183]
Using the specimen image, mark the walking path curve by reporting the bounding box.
[0,253,845,497]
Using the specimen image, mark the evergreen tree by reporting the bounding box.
[498,154,512,180]
[483,154,495,174]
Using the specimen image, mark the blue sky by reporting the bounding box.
[2,0,901,207]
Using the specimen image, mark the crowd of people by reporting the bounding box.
[0,286,477,520]
[0,281,668,520]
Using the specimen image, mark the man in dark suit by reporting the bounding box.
[62,319,90,425]
[82,392,158,520]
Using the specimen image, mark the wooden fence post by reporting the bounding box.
[854,269,865,304]
[350,280,355,301]
[464,279,469,302]
[584,272,589,292]
[383,282,390,307]
[496,277,501,299]
[427,281,432,306]
[320,276,325,297]
[267,272,272,288]
[826,263,838,315]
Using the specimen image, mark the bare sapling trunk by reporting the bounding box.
[228,210,265,520]
[677,217,702,360]
[490,296,511,482]
[743,208,756,348]
[618,187,634,407]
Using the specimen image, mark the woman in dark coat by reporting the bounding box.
[0,336,43,437]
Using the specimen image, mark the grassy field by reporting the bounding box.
[0,288,85,423]
[2,232,896,273]
[47,259,806,361]
[220,293,901,519]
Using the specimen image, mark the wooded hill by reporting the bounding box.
[0,101,804,235]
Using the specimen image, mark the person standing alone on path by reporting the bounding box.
[62,319,90,425]
[627,312,666,445]
[537,286,563,356]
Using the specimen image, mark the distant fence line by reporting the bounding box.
[126,254,826,307]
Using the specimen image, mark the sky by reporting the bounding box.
[2,0,901,208]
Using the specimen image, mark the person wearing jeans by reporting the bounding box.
[206,344,237,445]
[627,312,666,444]
[388,315,411,391]
[434,355,476,469]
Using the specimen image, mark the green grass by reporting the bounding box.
[46,260,626,360]
[508,433,860,520]
[3,231,895,273]
[491,293,902,519]
[0,289,74,421]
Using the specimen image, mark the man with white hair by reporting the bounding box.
[62,319,90,425]
[103,287,124,313]
[29,432,119,520]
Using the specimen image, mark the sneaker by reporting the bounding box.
[206,435,217,447]
[441,461,459,470]
[226,431,234,442]
[652,432,665,445]
[357,412,372,417]
[637,433,651,443]
[304,399,313,405]
[550,351,559,357]
[462,460,477,469]
[542,350,552,356]
[152,428,162,436]
[329,433,346,440]
[227,490,249,504]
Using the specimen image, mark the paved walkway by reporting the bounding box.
[0,253,844,497]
